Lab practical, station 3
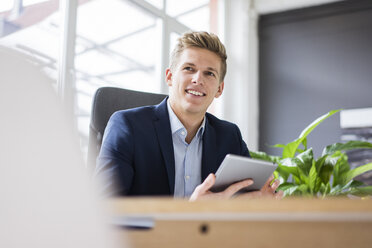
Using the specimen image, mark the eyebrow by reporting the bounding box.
[182,63,220,76]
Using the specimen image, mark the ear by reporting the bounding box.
[214,81,224,98]
[165,68,172,86]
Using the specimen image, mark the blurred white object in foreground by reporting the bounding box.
[0,46,123,248]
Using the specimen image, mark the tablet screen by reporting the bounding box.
[211,154,277,192]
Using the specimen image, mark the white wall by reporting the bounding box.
[218,0,344,151]
[217,0,259,151]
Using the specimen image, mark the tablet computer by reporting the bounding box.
[211,154,277,192]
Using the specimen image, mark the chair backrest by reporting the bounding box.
[87,87,167,170]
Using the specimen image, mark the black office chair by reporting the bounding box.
[87,87,167,171]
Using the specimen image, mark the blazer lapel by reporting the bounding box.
[201,116,218,181]
[153,98,175,194]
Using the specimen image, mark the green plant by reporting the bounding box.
[251,110,372,198]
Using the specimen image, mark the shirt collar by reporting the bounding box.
[167,99,206,137]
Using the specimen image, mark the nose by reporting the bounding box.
[192,71,203,85]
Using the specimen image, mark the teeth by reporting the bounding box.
[187,90,204,96]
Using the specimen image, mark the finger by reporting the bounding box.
[263,175,275,189]
[223,179,254,198]
[275,190,284,199]
[270,179,280,191]
[260,175,275,193]
[194,173,215,195]
[260,179,279,195]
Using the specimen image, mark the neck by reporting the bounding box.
[181,115,204,144]
[169,102,204,144]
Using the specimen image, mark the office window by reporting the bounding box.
[167,0,210,31]
[144,0,163,9]
[1,0,217,160]
[0,0,60,86]
[75,0,215,157]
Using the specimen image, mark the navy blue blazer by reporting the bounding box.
[96,98,250,196]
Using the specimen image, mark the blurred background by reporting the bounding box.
[1,0,371,183]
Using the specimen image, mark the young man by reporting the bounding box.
[96,31,282,200]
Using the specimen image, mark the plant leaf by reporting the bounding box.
[350,180,365,187]
[315,154,327,174]
[319,164,333,184]
[301,137,308,151]
[329,180,361,196]
[250,150,280,163]
[282,109,340,158]
[279,158,302,178]
[278,158,305,184]
[295,149,314,176]
[272,171,282,183]
[324,182,331,196]
[332,152,350,187]
[282,140,301,159]
[308,161,318,194]
[314,177,322,193]
[330,184,344,195]
[277,182,296,191]
[272,144,286,148]
[298,110,341,140]
[319,182,331,197]
[295,184,310,196]
[275,166,289,182]
[322,141,372,156]
[277,182,298,196]
[344,186,372,197]
[298,169,309,185]
[342,163,372,184]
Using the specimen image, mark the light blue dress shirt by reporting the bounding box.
[167,100,205,198]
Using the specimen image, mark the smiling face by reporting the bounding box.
[166,47,224,119]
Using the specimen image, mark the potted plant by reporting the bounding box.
[250,110,372,198]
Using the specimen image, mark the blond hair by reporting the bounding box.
[169,31,227,82]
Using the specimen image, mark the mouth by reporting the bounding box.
[185,89,206,97]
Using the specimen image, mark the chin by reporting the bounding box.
[182,99,209,114]
[184,106,206,115]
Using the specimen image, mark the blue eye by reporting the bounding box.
[206,71,215,77]
[184,67,193,71]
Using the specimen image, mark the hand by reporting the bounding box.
[189,173,254,201]
[236,175,284,199]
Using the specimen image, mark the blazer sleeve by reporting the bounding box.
[95,111,134,196]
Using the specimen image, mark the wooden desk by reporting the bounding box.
[107,198,372,248]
